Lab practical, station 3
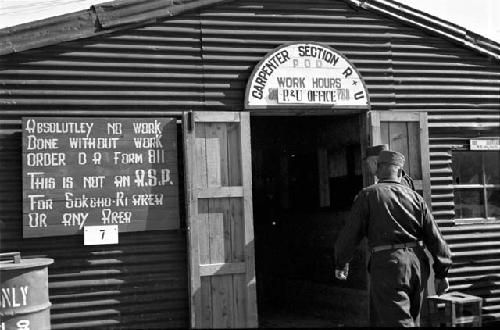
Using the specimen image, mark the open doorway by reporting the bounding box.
[251,115,369,327]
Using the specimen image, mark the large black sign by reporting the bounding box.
[22,117,180,238]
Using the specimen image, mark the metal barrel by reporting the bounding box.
[1,252,54,330]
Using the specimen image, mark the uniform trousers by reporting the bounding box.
[369,247,430,327]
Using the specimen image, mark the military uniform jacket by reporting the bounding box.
[401,170,415,191]
[335,180,452,279]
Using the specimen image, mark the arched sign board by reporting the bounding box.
[245,42,370,111]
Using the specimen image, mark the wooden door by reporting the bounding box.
[183,111,258,328]
[368,110,437,314]
[369,111,431,207]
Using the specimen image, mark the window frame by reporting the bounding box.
[452,150,500,225]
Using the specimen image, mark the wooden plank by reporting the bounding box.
[240,112,259,327]
[407,121,422,179]
[379,111,419,121]
[428,122,500,128]
[183,112,202,328]
[232,274,247,328]
[228,200,244,262]
[201,277,213,329]
[199,262,246,276]
[198,201,211,265]
[419,112,432,209]
[360,113,375,186]
[195,122,208,190]
[227,122,242,186]
[226,121,246,330]
[227,119,246,328]
[227,122,244,262]
[211,275,234,328]
[370,111,381,145]
[196,186,244,199]
[208,205,225,264]
[0,9,97,56]
[205,123,222,188]
[231,205,246,326]
[388,121,410,175]
[358,112,372,324]
[213,122,229,186]
[194,112,241,123]
[380,122,389,146]
[317,147,330,207]
[222,198,233,264]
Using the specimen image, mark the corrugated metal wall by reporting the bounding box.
[0,13,205,115]
[1,0,500,326]
[0,13,203,329]
[428,114,500,322]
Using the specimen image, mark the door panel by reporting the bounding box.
[184,111,258,328]
[370,111,431,207]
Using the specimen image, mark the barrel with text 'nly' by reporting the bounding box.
[1,252,53,330]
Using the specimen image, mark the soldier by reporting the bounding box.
[365,144,415,191]
[335,150,452,327]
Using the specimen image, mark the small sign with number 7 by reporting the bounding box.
[84,225,119,245]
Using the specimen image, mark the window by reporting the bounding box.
[452,151,500,223]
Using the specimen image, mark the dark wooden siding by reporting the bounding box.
[1,0,500,326]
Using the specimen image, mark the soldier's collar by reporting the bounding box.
[378,179,401,184]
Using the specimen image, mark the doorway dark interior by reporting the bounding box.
[251,115,368,327]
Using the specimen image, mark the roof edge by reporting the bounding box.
[1,0,499,61]
[345,0,500,61]
[0,0,231,56]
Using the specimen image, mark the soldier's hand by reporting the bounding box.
[335,269,348,280]
[435,277,449,295]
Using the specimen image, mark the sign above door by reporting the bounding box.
[245,42,370,110]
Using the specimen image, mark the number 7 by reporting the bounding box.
[100,229,105,240]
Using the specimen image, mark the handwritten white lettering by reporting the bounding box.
[133,137,163,149]
[27,135,58,150]
[101,209,131,224]
[26,153,66,167]
[132,194,164,206]
[27,172,55,189]
[133,120,162,134]
[69,137,119,149]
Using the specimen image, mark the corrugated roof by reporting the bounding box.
[0,0,110,29]
[346,0,500,60]
[0,0,499,60]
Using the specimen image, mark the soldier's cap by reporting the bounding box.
[365,144,388,158]
[378,150,405,167]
